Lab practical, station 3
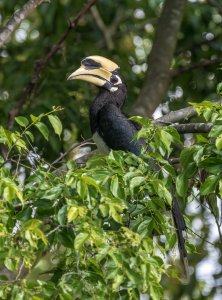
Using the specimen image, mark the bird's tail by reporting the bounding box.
[172,196,190,284]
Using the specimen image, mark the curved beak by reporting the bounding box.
[67,66,113,87]
[67,55,119,88]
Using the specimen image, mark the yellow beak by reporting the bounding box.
[67,55,119,87]
[67,66,113,87]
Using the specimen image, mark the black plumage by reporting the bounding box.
[90,87,144,155]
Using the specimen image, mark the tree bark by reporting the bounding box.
[6,0,97,129]
[132,0,187,117]
[0,0,48,48]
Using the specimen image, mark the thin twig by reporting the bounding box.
[90,6,123,50]
[208,200,222,244]
[46,225,62,237]
[6,0,97,129]
[172,58,222,78]
[14,200,33,211]
[187,226,216,246]
[0,0,48,48]
[15,260,25,280]
[51,138,94,165]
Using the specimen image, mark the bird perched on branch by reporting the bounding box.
[68,55,189,282]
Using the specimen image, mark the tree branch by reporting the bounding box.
[90,6,123,50]
[170,122,213,133]
[6,0,97,129]
[156,106,198,123]
[207,0,222,15]
[0,0,48,48]
[51,138,94,165]
[132,0,187,117]
[172,57,222,78]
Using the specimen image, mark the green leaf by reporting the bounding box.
[180,148,195,167]
[183,162,197,178]
[74,232,89,250]
[176,174,188,198]
[23,219,42,230]
[35,121,49,140]
[112,274,123,290]
[199,158,222,174]
[203,108,212,121]
[216,82,222,96]
[111,175,119,198]
[4,258,16,272]
[15,116,29,127]
[216,135,222,150]
[160,129,173,154]
[130,176,145,193]
[219,180,222,198]
[150,282,163,300]
[109,205,122,224]
[158,184,172,205]
[200,175,218,195]
[82,175,100,190]
[77,180,88,199]
[57,227,75,248]
[30,114,39,122]
[57,205,67,225]
[137,218,153,238]
[165,232,177,250]
[48,115,62,137]
[164,126,181,144]
[67,207,79,222]
[1,177,23,203]
[209,125,222,138]
[25,130,34,142]
[35,228,48,245]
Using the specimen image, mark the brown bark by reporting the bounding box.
[132,0,187,117]
[0,0,48,48]
[6,0,97,129]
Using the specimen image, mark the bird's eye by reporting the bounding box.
[110,75,122,85]
[110,75,118,84]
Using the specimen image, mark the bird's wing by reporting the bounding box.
[97,103,145,155]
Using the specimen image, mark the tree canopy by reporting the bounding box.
[0,0,222,299]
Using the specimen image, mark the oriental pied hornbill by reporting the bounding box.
[68,55,189,281]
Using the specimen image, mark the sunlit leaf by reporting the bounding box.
[74,232,89,250]
[15,116,29,127]
[48,114,62,137]
[35,121,49,140]
[200,175,218,195]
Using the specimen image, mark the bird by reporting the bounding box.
[68,55,189,282]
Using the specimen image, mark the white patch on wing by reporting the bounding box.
[93,132,110,154]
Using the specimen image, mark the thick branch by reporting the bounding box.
[156,106,197,123]
[132,0,187,117]
[6,0,97,129]
[171,122,213,133]
[0,0,48,48]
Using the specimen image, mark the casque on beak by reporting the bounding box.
[67,55,119,88]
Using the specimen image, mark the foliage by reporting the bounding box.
[0,102,221,299]
[1,0,222,159]
[1,1,222,299]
